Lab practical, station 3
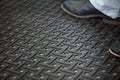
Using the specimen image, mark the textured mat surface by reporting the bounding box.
[0,0,120,80]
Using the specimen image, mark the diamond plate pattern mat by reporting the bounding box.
[0,0,120,80]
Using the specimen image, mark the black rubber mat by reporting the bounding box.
[0,0,120,80]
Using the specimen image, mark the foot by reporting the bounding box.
[61,0,120,25]
[109,41,120,58]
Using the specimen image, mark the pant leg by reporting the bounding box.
[90,0,120,19]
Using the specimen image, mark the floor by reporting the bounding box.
[0,0,120,80]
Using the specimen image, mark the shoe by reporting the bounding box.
[61,0,120,25]
[109,41,120,58]
[61,0,104,18]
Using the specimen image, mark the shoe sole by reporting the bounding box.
[61,4,120,25]
[103,18,120,25]
[61,4,104,18]
[109,48,120,58]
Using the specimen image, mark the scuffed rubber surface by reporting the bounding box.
[0,0,120,80]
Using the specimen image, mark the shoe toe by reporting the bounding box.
[111,41,120,53]
[62,0,83,14]
[63,1,75,11]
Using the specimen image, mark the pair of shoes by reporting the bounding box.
[61,0,120,58]
[61,0,120,25]
[109,41,120,58]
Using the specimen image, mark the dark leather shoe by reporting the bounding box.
[61,0,105,18]
[109,41,120,58]
[61,0,120,25]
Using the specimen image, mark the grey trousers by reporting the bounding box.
[90,0,120,19]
